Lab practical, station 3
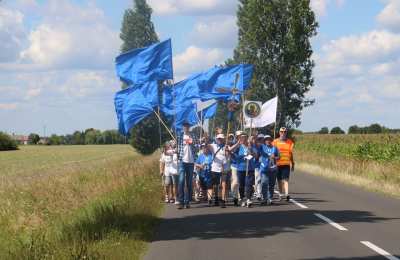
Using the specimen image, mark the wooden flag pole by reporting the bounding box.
[153,109,176,142]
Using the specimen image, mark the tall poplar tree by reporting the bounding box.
[119,0,165,154]
[233,0,318,129]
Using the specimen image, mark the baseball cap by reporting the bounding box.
[235,130,243,136]
[264,135,273,140]
[256,134,265,139]
[216,133,225,139]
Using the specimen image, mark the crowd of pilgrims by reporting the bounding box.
[159,122,295,209]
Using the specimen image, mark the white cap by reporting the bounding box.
[216,133,225,139]
[257,134,265,139]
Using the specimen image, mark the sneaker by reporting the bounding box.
[214,199,219,206]
[256,196,262,201]
[246,199,252,208]
[241,200,247,207]
[165,198,170,203]
[220,200,226,208]
[169,199,175,203]
[233,198,239,207]
[174,201,180,205]
[277,194,282,202]
[286,195,291,202]
[184,204,190,209]
[267,199,273,205]
[208,200,213,207]
[177,204,184,209]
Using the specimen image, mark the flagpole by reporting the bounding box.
[153,109,176,142]
[273,95,278,139]
[158,105,162,148]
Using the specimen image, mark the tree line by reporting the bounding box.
[28,129,128,145]
[316,124,400,135]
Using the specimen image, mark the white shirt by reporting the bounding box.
[210,143,227,173]
[160,152,178,176]
[182,134,194,163]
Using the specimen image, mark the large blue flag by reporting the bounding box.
[201,102,218,119]
[199,64,253,101]
[114,86,155,135]
[115,39,173,85]
[160,73,201,118]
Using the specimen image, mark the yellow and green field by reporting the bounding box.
[294,134,400,198]
[0,145,163,259]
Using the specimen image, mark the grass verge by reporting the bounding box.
[296,150,400,198]
[0,148,163,259]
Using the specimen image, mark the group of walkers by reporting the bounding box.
[159,122,295,209]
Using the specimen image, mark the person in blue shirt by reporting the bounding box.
[229,132,256,207]
[253,134,264,201]
[195,143,213,204]
[260,135,280,205]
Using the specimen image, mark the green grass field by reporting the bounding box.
[294,134,400,197]
[0,145,163,259]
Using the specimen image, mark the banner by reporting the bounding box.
[244,97,278,128]
[115,39,173,84]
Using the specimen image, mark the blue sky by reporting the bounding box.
[1,0,399,135]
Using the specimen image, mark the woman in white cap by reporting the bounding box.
[209,133,228,207]
[260,135,280,205]
[229,132,256,207]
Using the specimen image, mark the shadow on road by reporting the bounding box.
[152,209,397,241]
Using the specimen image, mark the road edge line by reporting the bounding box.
[361,241,400,260]
[314,213,348,231]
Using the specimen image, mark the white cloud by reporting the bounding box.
[322,30,400,64]
[377,0,400,32]
[147,0,236,16]
[173,46,225,80]
[0,6,26,62]
[0,103,18,110]
[10,0,120,70]
[24,88,42,100]
[59,71,118,98]
[311,0,345,17]
[189,16,237,49]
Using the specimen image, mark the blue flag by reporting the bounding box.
[199,64,254,101]
[115,39,173,85]
[136,81,159,108]
[114,86,154,135]
[202,102,218,119]
[160,73,201,118]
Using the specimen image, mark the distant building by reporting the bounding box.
[38,138,49,145]
[11,134,29,145]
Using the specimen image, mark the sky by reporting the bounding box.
[0,0,399,135]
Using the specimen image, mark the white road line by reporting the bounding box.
[273,191,309,209]
[289,198,309,209]
[361,241,400,260]
[314,213,348,231]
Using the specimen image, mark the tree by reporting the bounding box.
[119,0,167,154]
[0,132,18,151]
[233,0,318,129]
[318,127,329,134]
[330,127,345,134]
[348,125,360,134]
[368,123,383,134]
[48,134,62,145]
[28,133,40,144]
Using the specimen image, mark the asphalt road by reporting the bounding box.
[144,171,400,260]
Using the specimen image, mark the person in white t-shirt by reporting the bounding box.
[209,133,228,207]
[160,142,178,203]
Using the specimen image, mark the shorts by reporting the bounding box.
[277,165,291,180]
[164,175,173,186]
[210,172,221,187]
[171,174,179,185]
[221,171,231,183]
[198,171,211,190]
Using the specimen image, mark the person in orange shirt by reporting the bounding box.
[273,127,295,202]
